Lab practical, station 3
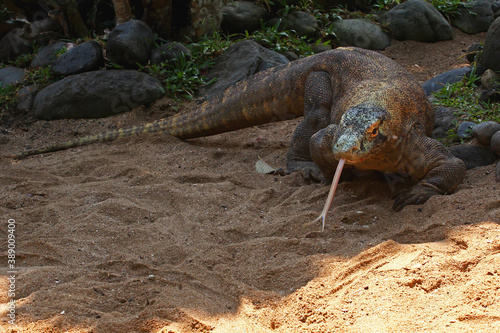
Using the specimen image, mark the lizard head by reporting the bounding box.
[333,102,396,166]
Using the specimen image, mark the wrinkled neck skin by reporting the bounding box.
[332,102,404,172]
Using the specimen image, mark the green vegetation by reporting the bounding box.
[0,0,494,125]
[432,64,500,143]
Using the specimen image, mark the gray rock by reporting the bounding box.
[451,0,495,34]
[496,161,500,182]
[34,70,164,120]
[491,130,500,154]
[432,107,458,139]
[479,85,500,103]
[17,85,38,112]
[457,121,477,139]
[0,67,25,86]
[151,42,191,65]
[466,43,483,63]
[221,1,268,34]
[311,44,333,54]
[494,1,500,17]
[471,121,500,145]
[422,67,471,95]
[270,11,319,37]
[449,145,498,169]
[199,40,289,99]
[379,0,453,42]
[0,28,31,62]
[314,0,372,10]
[51,41,104,76]
[481,69,499,89]
[106,19,155,68]
[483,16,500,71]
[332,19,391,50]
[30,41,75,68]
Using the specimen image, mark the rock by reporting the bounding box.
[151,42,191,65]
[422,67,471,95]
[481,69,499,89]
[491,130,500,154]
[332,19,391,50]
[479,85,500,103]
[432,107,458,139]
[496,161,500,182]
[30,41,75,68]
[379,0,453,42]
[17,85,38,112]
[457,121,477,140]
[311,44,332,54]
[314,0,372,10]
[221,1,268,34]
[448,145,498,169]
[51,41,104,76]
[471,121,500,145]
[270,11,319,37]
[483,16,500,71]
[199,41,289,99]
[34,70,164,120]
[0,28,32,62]
[0,67,25,86]
[465,43,483,63]
[495,1,500,17]
[106,19,155,68]
[451,0,495,34]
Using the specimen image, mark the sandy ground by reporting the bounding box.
[1,28,499,332]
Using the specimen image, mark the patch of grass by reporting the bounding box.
[0,84,19,110]
[432,67,500,139]
[245,21,319,56]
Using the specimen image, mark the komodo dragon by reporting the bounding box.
[4,47,466,226]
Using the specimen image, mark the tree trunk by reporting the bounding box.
[112,0,133,25]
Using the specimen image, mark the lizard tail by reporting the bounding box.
[5,59,311,160]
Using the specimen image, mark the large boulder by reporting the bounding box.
[199,40,289,99]
[332,19,391,50]
[451,0,495,34]
[379,0,453,42]
[106,20,155,68]
[221,1,268,34]
[483,16,500,71]
[34,70,164,120]
[51,41,104,76]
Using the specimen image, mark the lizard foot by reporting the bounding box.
[286,161,325,182]
[392,183,444,212]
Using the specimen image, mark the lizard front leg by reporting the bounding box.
[393,133,466,211]
[286,71,334,182]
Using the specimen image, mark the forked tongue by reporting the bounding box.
[310,158,345,231]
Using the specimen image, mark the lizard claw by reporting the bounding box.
[392,183,444,211]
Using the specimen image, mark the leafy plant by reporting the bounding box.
[429,0,472,18]
[0,84,19,110]
[433,69,500,126]
[246,21,317,56]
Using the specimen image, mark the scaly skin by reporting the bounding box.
[3,47,466,211]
